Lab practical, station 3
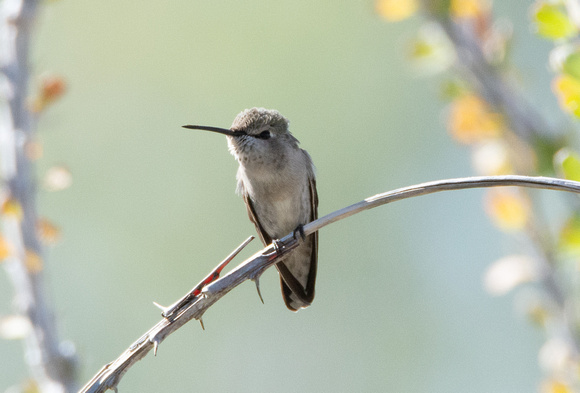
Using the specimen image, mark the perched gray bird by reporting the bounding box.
[184,108,318,311]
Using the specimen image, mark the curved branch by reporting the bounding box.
[80,175,580,393]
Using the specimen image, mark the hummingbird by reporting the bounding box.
[183,108,318,311]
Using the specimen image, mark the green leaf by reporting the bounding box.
[407,23,454,74]
[424,0,451,16]
[534,136,564,175]
[554,148,580,180]
[563,51,580,80]
[409,39,434,58]
[559,212,580,254]
[440,78,469,100]
[532,3,577,40]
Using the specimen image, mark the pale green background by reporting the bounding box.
[0,1,559,392]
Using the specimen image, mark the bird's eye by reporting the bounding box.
[257,131,271,139]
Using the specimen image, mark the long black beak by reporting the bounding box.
[182,125,245,137]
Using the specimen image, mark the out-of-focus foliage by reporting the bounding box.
[532,2,577,40]
[558,212,580,253]
[483,254,536,295]
[554,148,580,181]
[553,74,580,116]
[36,218,61,246]
[24,251,42,273]
[447,94,503,144]
[377,0,580,390]
[42,165,72,192]
[30,74,66,113]
[484,188,530,231]
[0,315,32,340]
[450,0,491,19]
[376,0,418,21]
[408,23,455,74]
[562,51,580,80]
[2,198,23,222]
[0,235,10,261]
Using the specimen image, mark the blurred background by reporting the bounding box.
[0,1,563,392]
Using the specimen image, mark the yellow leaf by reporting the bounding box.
[553,74,580,117]
[24,140,43,161]
[550,381,571,393]
[0,235,12,260]
[37,218,61,245]
[450,0,491,19]
[20,380,41,393]
[558,213,580,253]
[25,250,43,273]
[484,188,530,231]
[376,0,418,21]
[541,380,571,393]
[30,74,67,113]
[2,198,23,221]
[448,94,503,144]
[527,302,549,327]
[540,380,573,393]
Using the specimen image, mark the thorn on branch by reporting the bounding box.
[253,276,265,304]
[152,301,168,314]
[160,236,255,319]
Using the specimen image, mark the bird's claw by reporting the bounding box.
[293,224,306,242]
[272,239,283,255]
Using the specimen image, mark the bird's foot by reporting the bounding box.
[293,224,306,242]
[272,238,283,255]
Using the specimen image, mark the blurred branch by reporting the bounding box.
[422,1,555,141]
[81,175,580,393]
[0,1,77,392]
[378,1,580,388]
